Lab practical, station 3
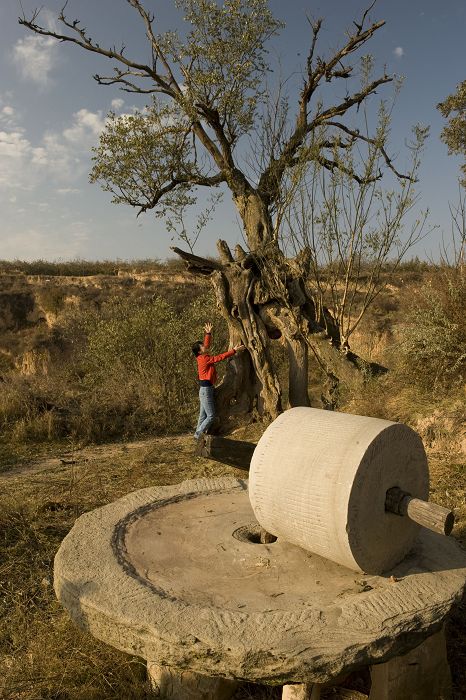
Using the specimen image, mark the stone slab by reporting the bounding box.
[54,477,466,685]
[369,627,452,699]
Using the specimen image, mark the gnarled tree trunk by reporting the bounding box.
[174,233,385,432]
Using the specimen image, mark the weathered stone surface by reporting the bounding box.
[369,627,452,699]
[147,662,238,699]
[54,477,466,685]
[282,683,318,699]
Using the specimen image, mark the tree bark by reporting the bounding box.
[209,262,283,429]
[231,189,275,251]
[287,337,311,407]
[174,230,385,429]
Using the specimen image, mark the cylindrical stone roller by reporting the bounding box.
[249,407,431,574]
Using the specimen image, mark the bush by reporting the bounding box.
[77,293,226,434]
[0,292,228,444]
[0,258,162,276]
[397,266,466,388]
[36,286,66,315]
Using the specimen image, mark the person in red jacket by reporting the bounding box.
[192,322,244,439]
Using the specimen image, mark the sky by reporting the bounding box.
[0,0,465,262]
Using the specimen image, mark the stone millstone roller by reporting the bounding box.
[249,407,454,575]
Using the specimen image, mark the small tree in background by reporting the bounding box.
[21,0,428,426]
[438,80,466,264]
[438,80,466,190]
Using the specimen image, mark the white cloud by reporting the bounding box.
[393,46,404,59]
[0,129,36,189]
[12,9,60,87]
[12,35,58,87]
[57,188,81,195]
[0,104,22,130]
[0,106,106,191]
[63,109,105,143]
[111,98,125,111]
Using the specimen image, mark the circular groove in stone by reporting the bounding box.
[53,477,466,685]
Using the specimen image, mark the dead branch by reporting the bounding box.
[18,7,175,97]
[171,247,223,275]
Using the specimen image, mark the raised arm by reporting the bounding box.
[203,322,213,348]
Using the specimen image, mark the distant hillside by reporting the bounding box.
[0,268,207,373]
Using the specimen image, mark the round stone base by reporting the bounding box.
[54,478,466,687]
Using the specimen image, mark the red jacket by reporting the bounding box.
[196,333,236,385]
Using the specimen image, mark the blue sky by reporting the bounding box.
[0,0,464,262]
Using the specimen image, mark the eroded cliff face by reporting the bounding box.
[0,271,206,375]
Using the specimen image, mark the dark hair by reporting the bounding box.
[192,340,203,357]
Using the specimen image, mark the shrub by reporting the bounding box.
[0,258,162,276]
[78,294,226,433]
[36,286,66,315]
[0,291,228,444]
[397,266,466,388]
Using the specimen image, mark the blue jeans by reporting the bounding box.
[195,385,215,438]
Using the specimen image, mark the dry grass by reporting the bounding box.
[1,425,464,700]
[0,262,464,699]
[0,435,247,700]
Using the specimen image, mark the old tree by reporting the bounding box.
[21,0,428,429]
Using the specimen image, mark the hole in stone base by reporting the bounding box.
[232,523,277,544]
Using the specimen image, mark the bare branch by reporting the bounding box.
[126,0,183,95]
[18,4,229,171]
[301,18,386,114]
[305,16,322,80]
[326,121,415,181]
[258,11,392,203]
[96,80,156,94]
[136,172,225,215]
[311,74,392,125]
[259,74,391,202]
[358,1,378,32]
[315,155,382,184]
[18,6,175,97]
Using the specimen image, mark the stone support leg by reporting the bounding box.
[369,627,452,700]
[282,683,320,699]
[147,662,238,699]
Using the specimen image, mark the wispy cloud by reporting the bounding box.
[0,95,21,127]
[12,10,59,87]
[0,129,37,189]
[12,35,58,87]
[393,46,404,59]
[57,188,81,195]
[111,98,125,111]
[63,109,105,143]
[0,105,18,128]
[0,103,106,192]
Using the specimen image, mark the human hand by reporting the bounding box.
[234,343,245,352]
[204,322,213,333]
